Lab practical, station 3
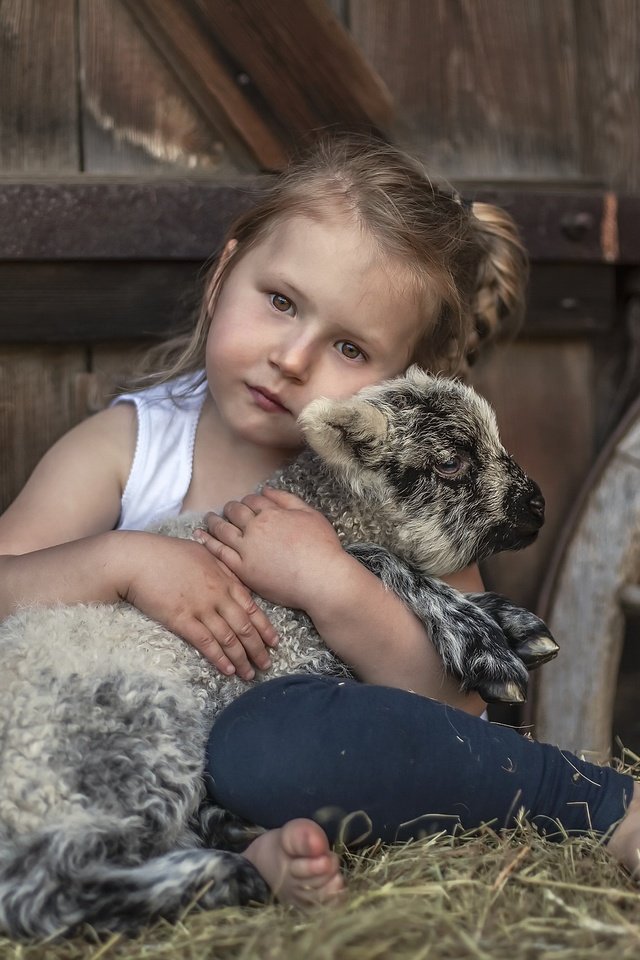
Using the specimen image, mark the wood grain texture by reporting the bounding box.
[0,261,617,343]
[191,0,394,137]
[575,0,640,193]
[349,0,581,179]
[0,262,204,342]
[470,340,596,612]
[0,181,260,259]
[0,0,79,172]
[74,342,153,419]
[79,0,242,173]
[121,0,288,169]
[1,181,632,263]
[0,346,87,512]
[534,395,640,760]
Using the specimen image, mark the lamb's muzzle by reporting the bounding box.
[482,472,545,555]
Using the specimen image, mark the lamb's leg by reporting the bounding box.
[0,818,268,938]
[0,666,267,937]
[192,798,265,852]
[465,592,559,669]
[347,544,529,703]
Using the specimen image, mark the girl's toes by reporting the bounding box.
[299,869,346,905]
[323,872,346,899]
[290,856,336,885]
[243,820,344,906]
[281,818,331,859]
[290,852,336,880]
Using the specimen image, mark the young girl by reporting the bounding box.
[0,137,637,906]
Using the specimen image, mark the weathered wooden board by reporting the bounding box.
[120,0,289,170]
[0,347,88,512]
[79,0,241,174]
[122,0,394,169]
[471,340,596,613]
[0,342,154,513]
[0,260,613,343]
[575,0,640,193]
[188,0,394,137]
[1,181,633,263]
[349,0,580,179]
[0,181,258,260]
[0,262,204,342]
[76,341,153,420]
[535,394,640,760]
[0,0,79,172]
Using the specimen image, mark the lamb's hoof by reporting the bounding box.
[515,634,559,669]
[476,679,527,704]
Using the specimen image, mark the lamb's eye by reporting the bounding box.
[435,455,464,477]
[270,293,295,315]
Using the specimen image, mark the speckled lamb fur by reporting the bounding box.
[0,367,555,938]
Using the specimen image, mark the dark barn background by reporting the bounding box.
[1,0,640,757]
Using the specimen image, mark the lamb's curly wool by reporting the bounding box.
[0,367,556,938]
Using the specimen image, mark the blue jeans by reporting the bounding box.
[205,675,634,846]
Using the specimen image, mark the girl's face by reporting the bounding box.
[205,213,426,452]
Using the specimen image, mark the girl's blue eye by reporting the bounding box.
[270,293,295,315]
[336,340,364,361]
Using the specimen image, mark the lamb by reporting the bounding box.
[0,366,557,938]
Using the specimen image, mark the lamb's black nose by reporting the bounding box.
[529,491,545,521]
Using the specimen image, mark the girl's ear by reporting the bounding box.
[298,396,388,470]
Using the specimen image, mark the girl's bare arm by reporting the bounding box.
[0,404,137,616]
[304,553,487,714]
[0,407,276,677]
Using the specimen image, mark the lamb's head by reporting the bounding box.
[298,366,544,576]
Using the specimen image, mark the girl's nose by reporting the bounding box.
[269,338,313,382]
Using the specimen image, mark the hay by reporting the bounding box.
[3,752,638,959]
[1,821,639,960]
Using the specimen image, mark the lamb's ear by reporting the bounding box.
[404,363,434,388]
[298,395,389,468]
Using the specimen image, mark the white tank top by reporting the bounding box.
[112,371,208,531]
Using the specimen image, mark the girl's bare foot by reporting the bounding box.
[244,818,345,906]
[607,781,640,878]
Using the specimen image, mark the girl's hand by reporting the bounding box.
[118,532,278,680]
[195,488,346,611]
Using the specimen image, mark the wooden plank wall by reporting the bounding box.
[3,1,638,180]
[2,0,640,625]
[348,0,640,190]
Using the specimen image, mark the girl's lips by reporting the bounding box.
[248,385,290,414]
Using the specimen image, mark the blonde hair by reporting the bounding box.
[137,136,528,388]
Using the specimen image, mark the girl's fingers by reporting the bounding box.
[223,500,258,528]
[260,487,311,510]
[203,506,253,533]
[229,583,279,649]
[217,602,274,672]
[238,493,274,513]
[182,586,278,676]
[191,611,259,680]
[193,529,241,574]
[181,622,239,677]
[205,513,243,544]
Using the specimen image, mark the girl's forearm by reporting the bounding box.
[0,531,144,619]
[306,556,486,715]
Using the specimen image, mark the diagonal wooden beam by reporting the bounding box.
[121,0,288,169]
[120,0,394,169]
[191,0,394,136]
